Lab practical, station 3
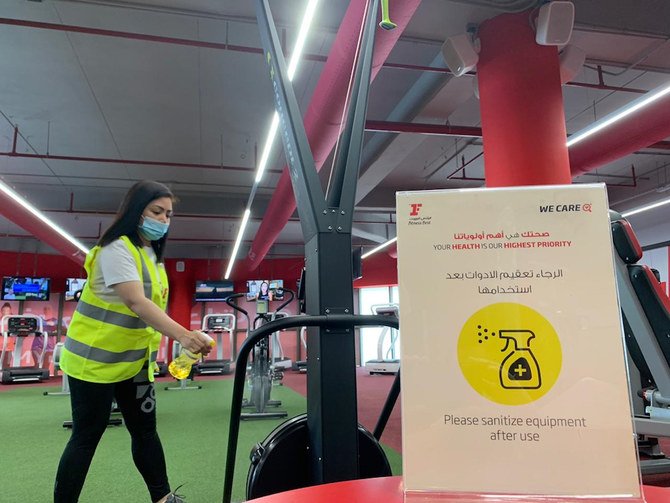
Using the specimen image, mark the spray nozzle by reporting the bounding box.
[200,332,216,347]
[498,330,536,352]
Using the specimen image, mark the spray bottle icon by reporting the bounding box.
[498,330,541,389]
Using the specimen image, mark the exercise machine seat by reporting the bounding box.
[612,218,643,264]
[629,264,670,363]
[611,214,658,387]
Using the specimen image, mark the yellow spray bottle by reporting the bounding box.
[168,333,216,380]
[498,329,541,389]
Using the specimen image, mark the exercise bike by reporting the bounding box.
[226,292,291,420]
[224,312,400,501]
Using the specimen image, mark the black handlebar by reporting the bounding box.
[275,288,295,312]
[222,313,399,503]
[225,293,248,317]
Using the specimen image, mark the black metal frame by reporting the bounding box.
[223,314,399,503]
[254,0,380,487]
[221,0,388,501]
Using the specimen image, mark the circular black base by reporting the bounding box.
[246,413,392,500]
[247,414,391,499]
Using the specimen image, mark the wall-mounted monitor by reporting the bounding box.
[246,279,284,301]
[269,279,284,301]
[65,278,87,302]
[194,280,234,302]
[1,276,51,301]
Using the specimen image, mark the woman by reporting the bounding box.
[258,280,272,301]
[55,180,212,503]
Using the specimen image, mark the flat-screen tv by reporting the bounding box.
[1,276,50,301]
[246,279,284,301]
[194,280,234,302]
[65,278,87,302]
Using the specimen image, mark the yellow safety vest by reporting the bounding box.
[60,236,169,383]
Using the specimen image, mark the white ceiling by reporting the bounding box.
[0,0,669,262]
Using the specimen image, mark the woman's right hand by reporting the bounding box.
[178,330,214,356]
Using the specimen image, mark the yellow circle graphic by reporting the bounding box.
[457,302,562,405]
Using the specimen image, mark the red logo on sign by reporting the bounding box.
[410,203,423,216]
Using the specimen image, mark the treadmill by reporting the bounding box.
[1,315,50,384]
[198,313,236,375]
[364,304,400,375]
[269,311,292,370]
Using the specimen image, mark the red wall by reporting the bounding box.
[354,252,398,288]
[0,251,85,293]
[0,250,398,363]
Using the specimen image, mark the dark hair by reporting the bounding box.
[99,180,175,262]
[1,302,11,310]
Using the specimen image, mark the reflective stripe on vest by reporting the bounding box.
[64,337,148,363]
[60,236,168,383]
[75,300,148,330]
[63,337,159,365]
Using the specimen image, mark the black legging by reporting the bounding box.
[54,370,171,502]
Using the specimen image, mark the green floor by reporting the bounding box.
[0,379,401,502]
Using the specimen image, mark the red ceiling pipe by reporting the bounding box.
[0,150,264,173]
[43,208,394,225]
[0,17,272,56]
[3,120,479,170]
[570,91,670,176]
[241,0,422,274]
[0,190,86,266]
[0,149,272,173]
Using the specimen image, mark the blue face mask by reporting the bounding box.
[138,216,169,241]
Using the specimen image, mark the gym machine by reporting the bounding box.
[611,210,670,474]
[225,293,289,421]
[223,0,400,500]
[44,342,70,396]
[1,315,50,384]
[364,304,400,375]
[269,313,292,371]
[40,343,122,427]
[293,326,307,374]
[154,337,168,378]
[198,313,236,375]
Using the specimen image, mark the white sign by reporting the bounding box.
[397,185,641,500]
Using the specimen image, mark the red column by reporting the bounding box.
[477,12,571,187]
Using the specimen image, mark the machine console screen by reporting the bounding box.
[256,300,269,315]
[6,316,39,336]
[207,316,232,331]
